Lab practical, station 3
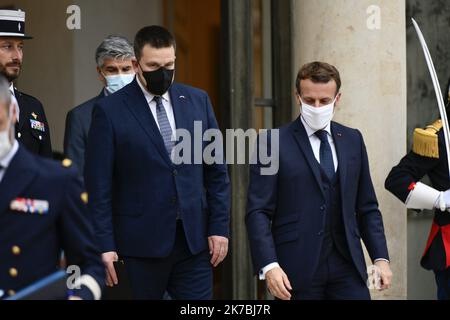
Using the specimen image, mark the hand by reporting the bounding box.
[374,260,393,291]
[208,236,228,267]
[102,251,119,287]
[265,267,292,300]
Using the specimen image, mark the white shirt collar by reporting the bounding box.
[300,115,332,138]
[9,83,15,95]
[0,140,19,170]
[136,76,170,104]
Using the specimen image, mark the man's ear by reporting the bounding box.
[335,92,342,106]
[294,90,301,105]
[132,59,140,74]
[97,66,106,85]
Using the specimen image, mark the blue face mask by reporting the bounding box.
[104,73,135,94]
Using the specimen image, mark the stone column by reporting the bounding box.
[292,0,407,299]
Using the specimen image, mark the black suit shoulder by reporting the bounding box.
[68,96,99,119]
[15,90,44,107]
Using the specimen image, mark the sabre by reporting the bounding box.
[411,18,450,210]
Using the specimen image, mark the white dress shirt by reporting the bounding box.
[0,140,19,183]
[300,116,338,172]
[9,83,19,122]
[136,76,176,138]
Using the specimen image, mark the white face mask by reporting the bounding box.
[300,96,337,131]
[0,101,14,160]
[104,73,135,94]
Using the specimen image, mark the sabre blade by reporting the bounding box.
[411,18,450,180]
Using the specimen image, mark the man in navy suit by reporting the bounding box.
[246,61,392,300]
[0,76,104,300]
[64,35,135,176]
[85,26,230,300]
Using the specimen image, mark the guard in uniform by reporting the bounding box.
[0,9,52,157]
[385,94,450,299]
[0,81,103,300]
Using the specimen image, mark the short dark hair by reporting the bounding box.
[295,61,341,95]
[134,25,176,60]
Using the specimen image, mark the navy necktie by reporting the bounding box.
[315,130,335,180]
[153,96,174,157]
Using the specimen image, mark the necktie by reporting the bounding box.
[153,96,174,156]
[315,130,335,180]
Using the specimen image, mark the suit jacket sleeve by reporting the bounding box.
[64,110,86,176]
[245,131,279,273]
[385,139,441,203]
[85,103,116,253]
[58,168,104,300]
[355,130,389,262]
[203,94,231,238]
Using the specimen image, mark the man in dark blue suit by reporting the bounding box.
[85,26,230,300]
[64,35,135,175]
[0,77,104,300]
[246,61,392,300]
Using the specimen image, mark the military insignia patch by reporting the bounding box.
[30,119,45,132]
[10,198,49,215]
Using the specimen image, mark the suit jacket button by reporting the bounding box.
[11,246,21,256]
[320,205,326,211]
[318,231,324,236]
[9,268,18,278]
[173,170,178,176]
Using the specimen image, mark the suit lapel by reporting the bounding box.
[123,79,172,166]
[291,118,325,198]
[0,146,38,215]
[169,84,192,135]
[331,122,348,209]
[14,89,26,132]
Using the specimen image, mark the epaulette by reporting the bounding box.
[412,119,442,158]
[62,158,73,168]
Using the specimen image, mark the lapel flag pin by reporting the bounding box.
[32,112,37,119]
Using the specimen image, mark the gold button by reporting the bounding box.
[81,192,88,204]
[62,159,72,168]
[11,246,21,255]
[9,268,18,278]
[7,290,15,296]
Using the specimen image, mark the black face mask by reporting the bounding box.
[140,65,174,96]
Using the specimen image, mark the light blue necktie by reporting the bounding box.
[153,96,174,156]
[315,130,335,180]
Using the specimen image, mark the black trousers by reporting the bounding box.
[293,246,370,300]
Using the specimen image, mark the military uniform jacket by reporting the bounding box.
[0,145,104,299]
[386,128,450,271]
[14,88,52,158]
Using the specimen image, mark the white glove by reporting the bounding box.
[436,189,450,212]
